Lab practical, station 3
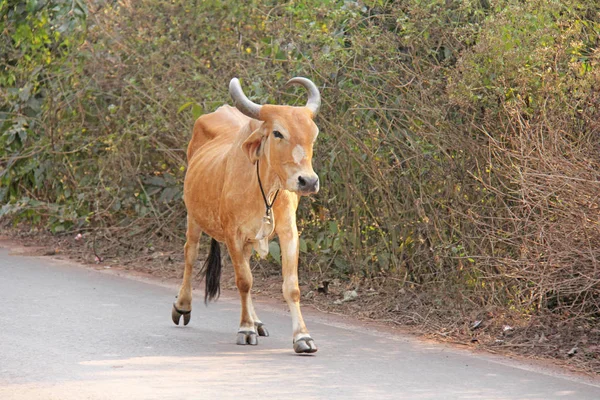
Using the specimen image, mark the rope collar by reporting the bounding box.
[256,160,279,217]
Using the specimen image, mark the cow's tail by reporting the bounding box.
[200,238,222,304]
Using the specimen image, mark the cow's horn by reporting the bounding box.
[229,78,262,120]
[286,77,321,117]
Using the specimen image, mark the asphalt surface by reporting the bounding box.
[1,245,599,400]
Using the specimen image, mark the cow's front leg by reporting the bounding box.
[279,229,317,354]
[227,239,259,345]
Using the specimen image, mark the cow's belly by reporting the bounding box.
[183,153,228,242]
[185,200,226,242]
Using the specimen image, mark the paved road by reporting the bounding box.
[0,245,599,399]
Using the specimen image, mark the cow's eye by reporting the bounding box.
[273,130,284,139]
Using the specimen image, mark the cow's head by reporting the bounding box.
[230,77,321,195]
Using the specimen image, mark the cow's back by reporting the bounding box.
[187,105,252,162]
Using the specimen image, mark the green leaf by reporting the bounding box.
[177,101,194,113]
[5,131,16,145]
[18,129,27,143]
[328,221,338,234]
[159,186,180,203]
[144,176,166,187]
[299,237,307,253]
[53,224,65,233]
[275,50,286,61]
[269,241,281,264]
[192,104,204,120]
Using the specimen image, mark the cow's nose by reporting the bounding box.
[297,175,319,194]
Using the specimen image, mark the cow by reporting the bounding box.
[171,77,321,354]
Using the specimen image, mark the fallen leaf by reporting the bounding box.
[342,290,358,302]
[471,320,483,330]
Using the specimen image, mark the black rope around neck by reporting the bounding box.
[257,160,279,217]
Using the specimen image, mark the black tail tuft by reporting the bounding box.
[200,238,222,304]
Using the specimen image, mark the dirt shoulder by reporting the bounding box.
[1,227,598,377]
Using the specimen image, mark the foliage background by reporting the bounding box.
[2,0,599,368]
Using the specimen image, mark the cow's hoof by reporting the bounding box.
[255,322,269,337]
[236,331,258,345]
[293,337,318,354]
[171,303,191,326]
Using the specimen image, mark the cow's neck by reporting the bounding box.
[256,157,281,209]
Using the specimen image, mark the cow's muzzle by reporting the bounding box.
[297,174,320,195]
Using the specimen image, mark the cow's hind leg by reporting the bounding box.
[172,216,202,325]
[248,296,269,337]
[227,240,259,345]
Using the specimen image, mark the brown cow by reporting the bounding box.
[171,77,321,353]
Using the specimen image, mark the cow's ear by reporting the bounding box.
[242,128,266,163]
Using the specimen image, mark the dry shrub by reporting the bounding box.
[469,100,600,315]
[445,1,600,321]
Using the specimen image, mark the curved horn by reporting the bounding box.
[286,77,321,117]
[229,78,262,120]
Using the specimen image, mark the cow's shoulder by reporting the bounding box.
[187,105,253,162]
